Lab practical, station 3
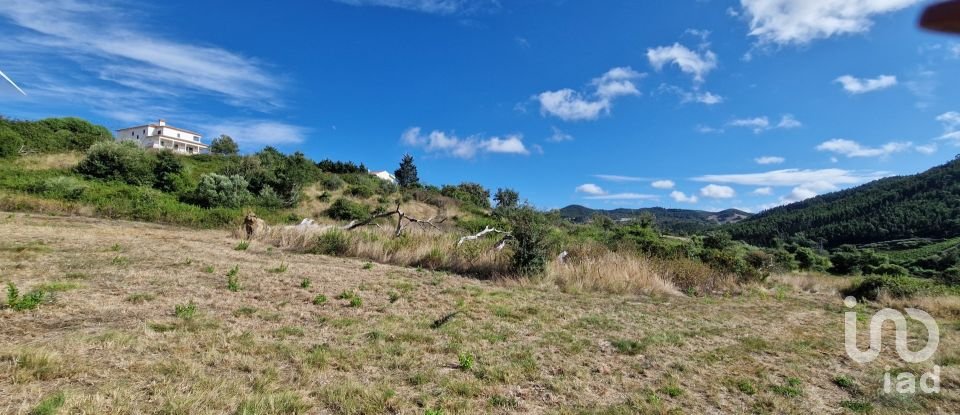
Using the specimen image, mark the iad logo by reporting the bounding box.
[844,296,941,394]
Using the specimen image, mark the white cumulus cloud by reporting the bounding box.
[652,180,676,189]
[537,67,643,121]
[700,184,736,199]
[670,191,699,203]
[752,187,774,195]
[575,183,606,195]
[401,127,530,159]
[835,75,898,94]
[739,0,922,46]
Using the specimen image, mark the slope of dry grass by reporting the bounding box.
[1,213,959,414]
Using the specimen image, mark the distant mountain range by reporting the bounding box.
[558,205,752,234]
[726,157,960,247]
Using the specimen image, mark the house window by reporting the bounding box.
[158,129,162,135]
[177,133,181,138]
[130,131,134,136]
[193,136,200,141]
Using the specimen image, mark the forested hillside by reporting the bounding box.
[727,157,960,247]
[559,205,751,234]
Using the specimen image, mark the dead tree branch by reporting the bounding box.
[457,226,512,247]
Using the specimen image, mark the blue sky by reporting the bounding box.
[2,0,960,212]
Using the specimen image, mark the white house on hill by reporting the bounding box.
[369,170,396,184]
[115,119,209,155]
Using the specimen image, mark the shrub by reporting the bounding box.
[441,182,491,209]
[318,173,345,191]
[6,282,46,311]
[841,275,951,300]
[257,185,284,208]
[174,302,198,319]
[193,173,251,208]
[326,198,370,221]
[76,141,155,186]
[347,184,375,198]
[29,176,88,200]
[869,263,910,277]
[209,135,239,156]
[457,352,475,370]
[312,230,351,256]
[313,294,328,305]
[152,150,184,192]
[509,206,548,277]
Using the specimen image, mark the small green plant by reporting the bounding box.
[736,379,757,395]
[227,274,240,292]
[234,240,250,251]
[610,339,645,356]
[300,278,311,289]
[234,307,257,317]
[6,282,45,311]
[313,294,328,305]
[269,262,288,273]
[349,295,362,308]
[840,400,873,413]
[489,395,518,408]
[29,391,65,415]
[174,302,197,319]
[387,291,401,303]
[457,352,475,370]
[111,256,128,265]
[362,262,374,270]
[833,375,855,390]
[201,265,215,273]
[109,243,122,252]
[771,377,803,397]
[661,384,683,398]
[227,265,239,277]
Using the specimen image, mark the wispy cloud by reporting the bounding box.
[755,156,785,165]
[536,67,644,121]
[693,168,890,187]
[594,174,651,183]
[835,75,897,94]
[331,0,500,15]
[547,126,574,142]
[201,121,307,148]
[585,193,659,201]
[657,84,724,105]
[728,114,801,133]
[647,43,718,83]
[0,0,306,147]
[401,127,530,159]
[816,138,912,158]
[739,0,922,46]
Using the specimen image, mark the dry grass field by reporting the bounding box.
[1,213,959,414]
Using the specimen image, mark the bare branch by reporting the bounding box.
[457,226,511,247]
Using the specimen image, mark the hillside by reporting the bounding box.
[559,205,751,234]
[726,157,960,247]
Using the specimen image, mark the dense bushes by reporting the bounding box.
[326,198,370,221]
[0,116,111,158]
[76,141,156,186]
[442,182,491,209]
[192,174,251,208]
[841,275,959,300]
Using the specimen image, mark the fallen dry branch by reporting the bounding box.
[457,226,511,247]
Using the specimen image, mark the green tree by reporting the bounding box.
[76,141,155,186]
[210,135,239,156]
[441,182,491,209]
[153,150,184,192]
[509,206,548,277]
[494,188,519,209]
[394,153,419,188]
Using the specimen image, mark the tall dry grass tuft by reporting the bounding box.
[250,220,740,297]
[877,294,960,319]
[771,273,853,295]
[546,251,680,296]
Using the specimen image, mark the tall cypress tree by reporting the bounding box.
[394,153,419,188]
